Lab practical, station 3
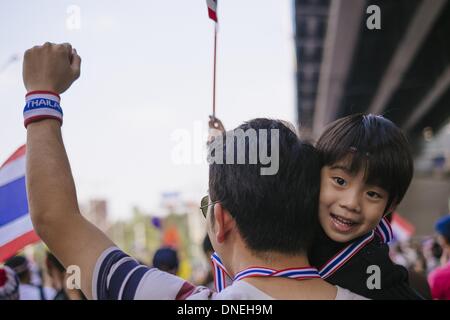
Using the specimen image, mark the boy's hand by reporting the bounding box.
[23,42,81,94]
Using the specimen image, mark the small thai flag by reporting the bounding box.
[206,0,218,22]
[391,212,415,242]
[0,145,40,262]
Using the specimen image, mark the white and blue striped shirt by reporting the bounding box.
[92,247,367,300]
[92,247,272,300]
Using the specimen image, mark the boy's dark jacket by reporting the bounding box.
[309,228,423,300]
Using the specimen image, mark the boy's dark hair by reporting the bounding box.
[209,118,320,255]
[316,114,413,212]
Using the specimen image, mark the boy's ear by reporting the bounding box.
[213,203,235,244]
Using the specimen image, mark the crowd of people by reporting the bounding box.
[0,42,449,300]
[1,225,450,300]
[0,252,86,300]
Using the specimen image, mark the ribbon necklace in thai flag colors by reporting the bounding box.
[316,216,393,279]
[318,230,375,279]
[374,216,394,244]
[211,218,394,291]
[211,253,321,293]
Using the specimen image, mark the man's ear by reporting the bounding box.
[213,203,235,244]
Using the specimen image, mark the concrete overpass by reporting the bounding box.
[295,0,450,235]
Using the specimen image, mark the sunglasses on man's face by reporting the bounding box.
[200,195,219,218]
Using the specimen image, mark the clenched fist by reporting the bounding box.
[23,42,81,94]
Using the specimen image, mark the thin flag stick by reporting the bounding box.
[206,0,218,118]
[212,25,217,118]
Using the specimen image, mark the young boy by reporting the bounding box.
[308,113,423,299]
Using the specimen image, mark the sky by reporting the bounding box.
[0,0,297,220]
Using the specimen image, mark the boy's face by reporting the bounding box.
[319,160,389,243]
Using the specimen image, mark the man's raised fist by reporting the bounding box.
[23,42,81,94]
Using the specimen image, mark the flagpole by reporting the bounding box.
[212,24,217,118]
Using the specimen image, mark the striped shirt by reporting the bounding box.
[92,247,367,300]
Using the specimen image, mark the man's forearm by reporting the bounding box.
[21,43,115,299]
[26,117,115,299]
[26,119,80,231]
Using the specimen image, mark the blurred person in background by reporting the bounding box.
[390,243,409,268]
[4,255,55,300]
[0,266,20,300]
[200,234,214,289]
[152,247,179,275]
[46,252,86,300]
[424,239,444,274]
[428,215,450,300]
[401,241,419,266]
[46,252,65,298]
[407,246,432,299]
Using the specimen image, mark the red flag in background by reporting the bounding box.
[206,0,218,22]
[391,212,415,242]
[0,145,40,262]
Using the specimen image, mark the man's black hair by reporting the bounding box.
[316,113,413,212]
[209,118,320,255]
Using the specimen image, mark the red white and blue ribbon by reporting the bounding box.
[234,266,321,282]
[23,91,63,128]
[318,231,375,279]
[211,252,320,292]
[375,216,394,244]
[211,252,229,292]
[211,219,393,291]
[0,145,40,262]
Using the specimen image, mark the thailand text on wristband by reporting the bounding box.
[23,91,63,128]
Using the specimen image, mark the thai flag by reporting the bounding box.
[391,212,415,242]
[206,0,218,22]
[0,145,40,262]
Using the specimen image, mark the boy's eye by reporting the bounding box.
[367,191,382,199]
[332,177,347,186]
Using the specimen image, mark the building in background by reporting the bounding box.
[81,199,110,233]
[294,0,450,235]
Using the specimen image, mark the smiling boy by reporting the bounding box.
[319,158,391,243]
[309,113,423,299]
